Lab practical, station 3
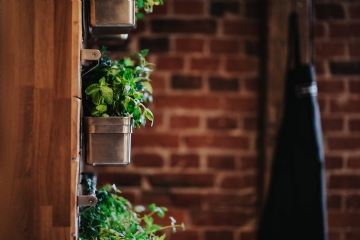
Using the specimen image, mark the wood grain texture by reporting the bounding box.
[263,0,311,201]
[0,0,80,238]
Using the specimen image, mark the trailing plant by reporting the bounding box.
[79,173,185,240]
[82,49,154,128]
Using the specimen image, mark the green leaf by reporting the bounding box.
[133,107,141,120]
[144,215,153,226]
[142,81,153,94]
[99,76,107,86]
[92,91,102,105]
[85,83,100,95]
[149,204,157,212]
[145,108,154,122]
[134,205,145,213]
[137,13,144,19]
[91,108,101,116]
[138,0,144,8]
[100,86,113,105]
[141,49,149,57]
[95,104,107,113]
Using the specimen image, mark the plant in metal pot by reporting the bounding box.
[82,49,154,128]
[79,173,185,240]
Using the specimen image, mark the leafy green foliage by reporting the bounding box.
[79,173,185,240]
[136,0,163,19]
[82,50,154,128]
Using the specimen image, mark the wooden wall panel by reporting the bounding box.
[0,0,81,238]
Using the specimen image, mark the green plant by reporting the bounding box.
[136,0,164,19]
[79,174,185,240]
[82,49,154,128]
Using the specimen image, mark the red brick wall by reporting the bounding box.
[314,2,360,240]
[94,1,360,240]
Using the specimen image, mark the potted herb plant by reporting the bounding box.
[82,49,154,166]
[79,174,185,239]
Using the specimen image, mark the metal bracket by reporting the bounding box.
[80,49,101,60]
[78,193,98,207]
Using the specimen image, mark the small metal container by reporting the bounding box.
[84,117,132,166]
[89,0,136,35]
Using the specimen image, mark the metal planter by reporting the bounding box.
[84,117,133,166]
[89,0,136,35]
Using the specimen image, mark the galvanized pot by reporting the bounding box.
[89,0,136,35]
[84,117,133,166]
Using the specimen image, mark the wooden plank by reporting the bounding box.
[0,0,79,238]
[263,0,310,202]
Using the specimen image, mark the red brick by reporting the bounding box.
[329,61,360,75]
[141,191,171,206]
[204,231,233,240]
[328,137,360,150]
[170,193,202,207]
[244,77,259,92]
[226,58,258,73]
[206,192,256,208]
[315,42,345,58]
[210,39,240,54]
[133,154,164,168]
[329,23,360,38]
[190,210,254,226]
[118,190,137,204]
[315,4,345,20]
[132,134,179,148]
[325,156,343,169]
[209,2,239,17]
[150,74,166,91]
[329,232,341,240]
[170,116,200,129]
[327,194,342,209]
[171,154,200,168]
[139,37,169,53]
[97,173,142,187]
[318,97,327,113]
[175,38,204,53]
[243,116,258,130]
[348,156,360,169]
[240,231,256,240]
[220,174,256,189]
[157,56,184,71]
[314,22,326,38]
[321,117,344,131]
[241,155,257,170]
[207,155,236,170]
[245,41,260,56]
[185,135,250,149]
[208,77,239,92]
[171,75,202,90]
[314,60,326,74]
[151,3,168,16]
[151,19,216,34]
[154,95,220,110]
[328,212,360,227]
[346,231,360,240]
[224,20,260,37]
[224,97,258,112]
[318,80,345,94]
[174,1,204,15]
[349,80,360,94]
[330,99,360,113]
[207,117,237,130]
[349,43,360,57]
[191,57,221,71]
[148,173,215,187]
[329,174,360,189]
[346,195,360,210]
[171,230,199,240]
[349,6,360,19]
[132,20,146,35]
[349,119,360,131]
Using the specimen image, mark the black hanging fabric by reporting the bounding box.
[257,11,327,240]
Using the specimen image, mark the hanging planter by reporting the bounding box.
[84,117,133,165]
[82,49,154,166]
[89,0,136,35]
